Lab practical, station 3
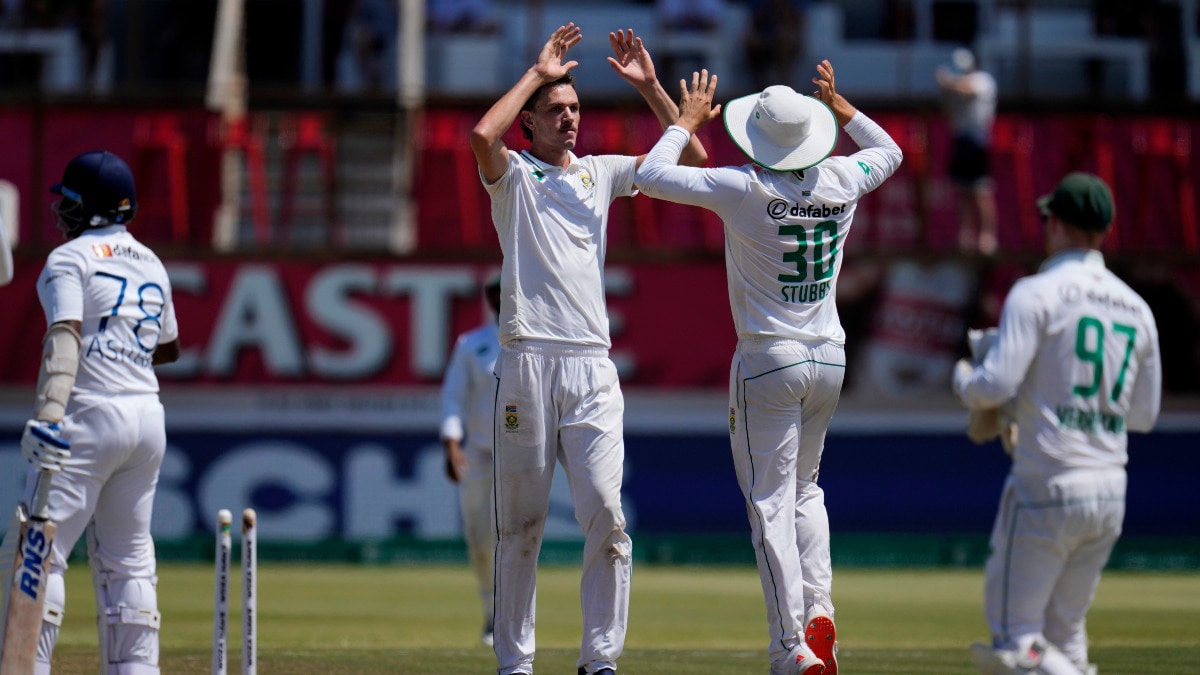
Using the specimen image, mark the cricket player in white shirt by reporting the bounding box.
[469,24,707,675]
[15,150,180,673]
[636,63,902,675]
[954,172,1162,675]
[440,275,502,648]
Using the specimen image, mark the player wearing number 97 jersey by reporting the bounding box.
[636,63,901,675]
[27,150,179,673]
[954,173,1161,675]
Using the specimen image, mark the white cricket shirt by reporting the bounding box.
[440,322,500,450]
[483,149,637,348]
[37,225,178,395]
[635,115,902,344]
[944,70,998,144]
[954,250,1162,476]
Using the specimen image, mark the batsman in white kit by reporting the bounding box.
[470,23,706,675]
[635,62,902,674]
[439,275,503,647]
[1,150,180,673]
[954,173,1161,675]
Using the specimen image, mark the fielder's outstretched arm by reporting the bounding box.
[606,29,708,168]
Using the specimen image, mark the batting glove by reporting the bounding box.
[21,419,72,473]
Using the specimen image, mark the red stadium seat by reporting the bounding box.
[209,114,272,247]
[1132,118,1198,253]
[991,115,1037,249]
[419,111,488,249]
[1062,116,1118,250]
[278,112,339,246]
[133,113,190,243]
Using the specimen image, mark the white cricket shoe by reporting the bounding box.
[969,640,1087,675]
[971,642,1021,674]
[482,617,494,647]
[771,642,825,675]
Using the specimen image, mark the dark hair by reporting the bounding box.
[520,73,576,141]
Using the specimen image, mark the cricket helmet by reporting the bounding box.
[50,150,138,238]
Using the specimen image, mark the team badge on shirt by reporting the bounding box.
[729,408,737,434]
[505,404,519,430]
[92,244,113,257]
[579,172,594,192]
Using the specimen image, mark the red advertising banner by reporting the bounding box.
[0,259,736,389]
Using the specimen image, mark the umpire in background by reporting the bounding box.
[954,173,1162,675]
[439,274,502,648]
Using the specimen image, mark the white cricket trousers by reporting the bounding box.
[492,340,631,675]
[729,338,845,668]
[985,468,1126,668]
[28,392,165,672]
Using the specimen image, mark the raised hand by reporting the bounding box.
[534,23,582,81]
[607,29,656,89]
[676,69,722,134]
[811,59,857,125]
[811,59,837,105]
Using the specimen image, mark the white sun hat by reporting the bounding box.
[723,85,838,172]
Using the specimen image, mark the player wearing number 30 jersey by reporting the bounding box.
[954,173,1161,675]
[24,150,179,673]
[636,63,901,675]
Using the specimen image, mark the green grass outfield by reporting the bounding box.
[47,564,1200,674]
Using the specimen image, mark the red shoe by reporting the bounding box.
[805,615,838,675]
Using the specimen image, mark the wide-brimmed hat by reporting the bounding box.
[723,85,838,172]
[1037,172,1114,232]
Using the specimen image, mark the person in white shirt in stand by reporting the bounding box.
[635,61,902,675]
[936,47,999,256]
[440,275,502,648]
[954,172,1162,675]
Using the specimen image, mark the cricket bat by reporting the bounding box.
[0,470,56,673]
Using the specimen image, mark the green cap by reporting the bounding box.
[1037,172,1114,232]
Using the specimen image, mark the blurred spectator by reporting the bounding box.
[655,0,725,88]
[428,0,497,34]
[322,1,355,87]
[337,0,397,91]
[743,0,809,91]
[936,47,998,256]
[78,0,107,87]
